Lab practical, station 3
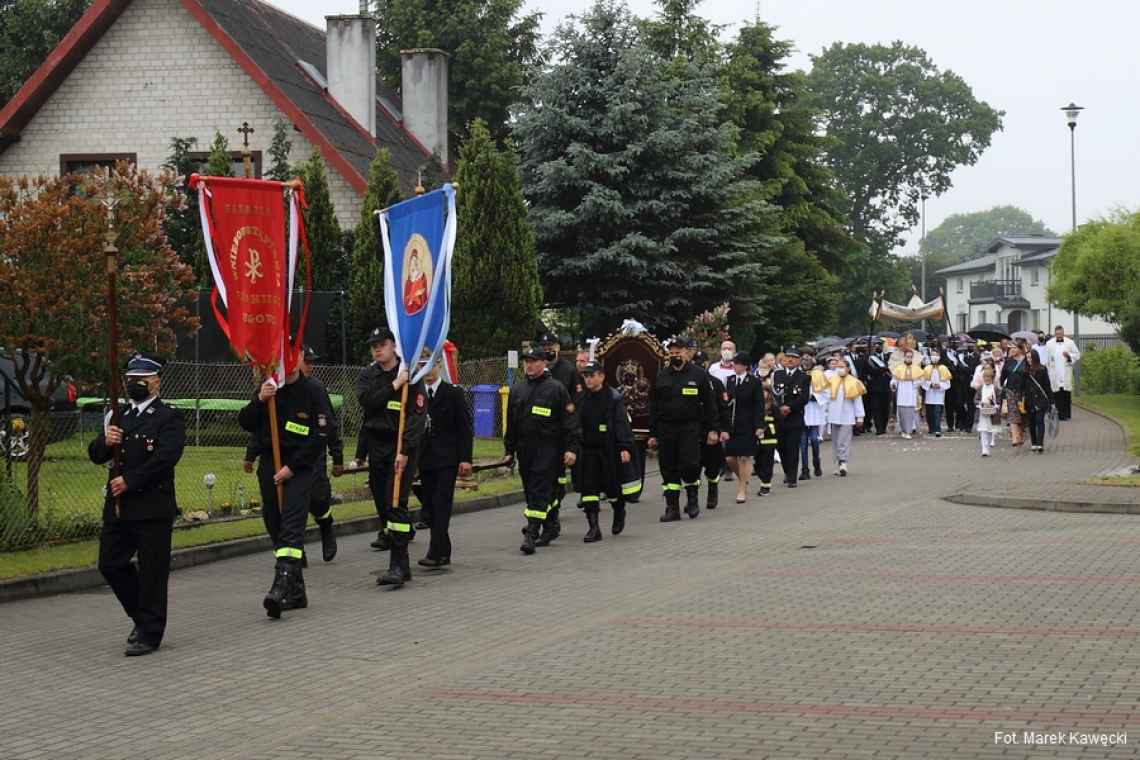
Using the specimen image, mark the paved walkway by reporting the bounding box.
[3,409,1139,759]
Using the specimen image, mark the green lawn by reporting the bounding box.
[1077,394,1140,457]
[0,471,522,580]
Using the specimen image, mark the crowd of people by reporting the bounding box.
[85,324,1082,656]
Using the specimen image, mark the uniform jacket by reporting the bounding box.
[419,380,474,471]
[504,371,581,456]
[726,372,764,439]
[864,353,892,394]
[238,376,333,473]
[88,398,186,522]
[355,362,428,454]
[548,357,582,399]
[245,376,343,470]
[771,367,811,431]
[706,372,732,434]
[649,362,718,436]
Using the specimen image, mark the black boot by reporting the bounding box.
[812,445,822,478]
[660,490,681,522]
[684,485,700,519]
[611,500,627,535]
[263,559,297,619]
[378,545,409,587]
[520,518,541,554]
[537,506,561,547]
[283,565,307,611]
[370,530,390,551]
[318,517,337,562]
[800,466,811,481]
[583,507,602,543]
[706,481,719,510]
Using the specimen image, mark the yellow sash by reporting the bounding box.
[810,367,828,393]
[922,365,951,383]
[827,374,866,400]
[891,364,922,382]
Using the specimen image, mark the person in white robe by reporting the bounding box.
[824,355,865,476]
[1045,325,1080,421]
[890,349,923,439]
[922,350,952,438]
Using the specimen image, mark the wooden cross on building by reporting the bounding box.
[237,121,255,178]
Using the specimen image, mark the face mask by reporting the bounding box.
[721,350,734,362]
[544,350,557,362]
[930,354,940,362]
[127,379,151,402]
[837,368,848,377]
[758,367,770,377]
[904,358,913,365]
[669,356,684,369]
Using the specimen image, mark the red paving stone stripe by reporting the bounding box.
[759,568,1140,584]
[613,616,1140,637]
[430,689,1140,724]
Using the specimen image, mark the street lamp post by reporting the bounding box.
[1062,102,1083,393]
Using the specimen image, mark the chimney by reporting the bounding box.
[326,12,377,138]
[400,48,449,165]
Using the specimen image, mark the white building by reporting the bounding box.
[936,235,1117,339]
[0,0,449,229]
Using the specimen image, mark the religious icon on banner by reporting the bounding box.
[402,234,432,315]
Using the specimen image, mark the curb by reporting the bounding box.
[0,489,525,605]
[944,492,1140,516]
[1075,399,1136,459]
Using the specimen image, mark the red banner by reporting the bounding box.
[189,175,309,377]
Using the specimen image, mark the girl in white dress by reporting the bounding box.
[975,367,1002,457]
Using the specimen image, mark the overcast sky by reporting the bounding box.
[277,0,1138,255]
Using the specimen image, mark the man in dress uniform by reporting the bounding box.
[771,346,812,488]
[575,362,639,541]
[239,354,333,618]
[536,331,582,546]
[649,338,718,521]
[355,327,428,588]
[89,354,185,656]
[243,345,342,563]
[863,340,892,435]
[415,357,474,568]
[693,349,730,510]
[503,346,580,555]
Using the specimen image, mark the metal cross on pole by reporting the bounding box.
[237,121,255,179]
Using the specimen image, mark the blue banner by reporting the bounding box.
[377,184,457,383]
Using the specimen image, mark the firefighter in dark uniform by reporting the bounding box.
[504,346,580,555]
[535,331,581,546]
[243,345,342,563]
[692,349,730,510]
[649,337,718,521]
[771,346,812,488]
[755,383,779,496]
[238,353,332,618]
[89,354,185,656]
[576,361,639,542]
[355,327,428,588]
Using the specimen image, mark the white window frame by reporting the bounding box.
[956,277,963,294]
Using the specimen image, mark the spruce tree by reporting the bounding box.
[451,120,542,359]
[204,131,233,177]
[347,149,403,355]
[162,136,206,282]
[266,117,294,181]
[513,0,783,338]
[297,153,342,291]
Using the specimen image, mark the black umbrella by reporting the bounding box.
[968,324,1011,342]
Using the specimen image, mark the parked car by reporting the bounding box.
[0,354,78,460]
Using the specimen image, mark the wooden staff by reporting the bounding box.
[258,365,285,513]
[390,381,410,505]
[102,186,123,519]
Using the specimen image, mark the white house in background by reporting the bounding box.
[0,0,449,229]
[936,234,1118,338]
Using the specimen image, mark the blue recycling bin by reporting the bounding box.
[471,384,500,438]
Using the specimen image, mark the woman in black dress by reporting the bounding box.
[724,353,764,503]
[1023,348,1054,453]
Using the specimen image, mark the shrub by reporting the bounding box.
[1081,346,1140,394]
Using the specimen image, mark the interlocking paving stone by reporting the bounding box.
[1,409,1137,758]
